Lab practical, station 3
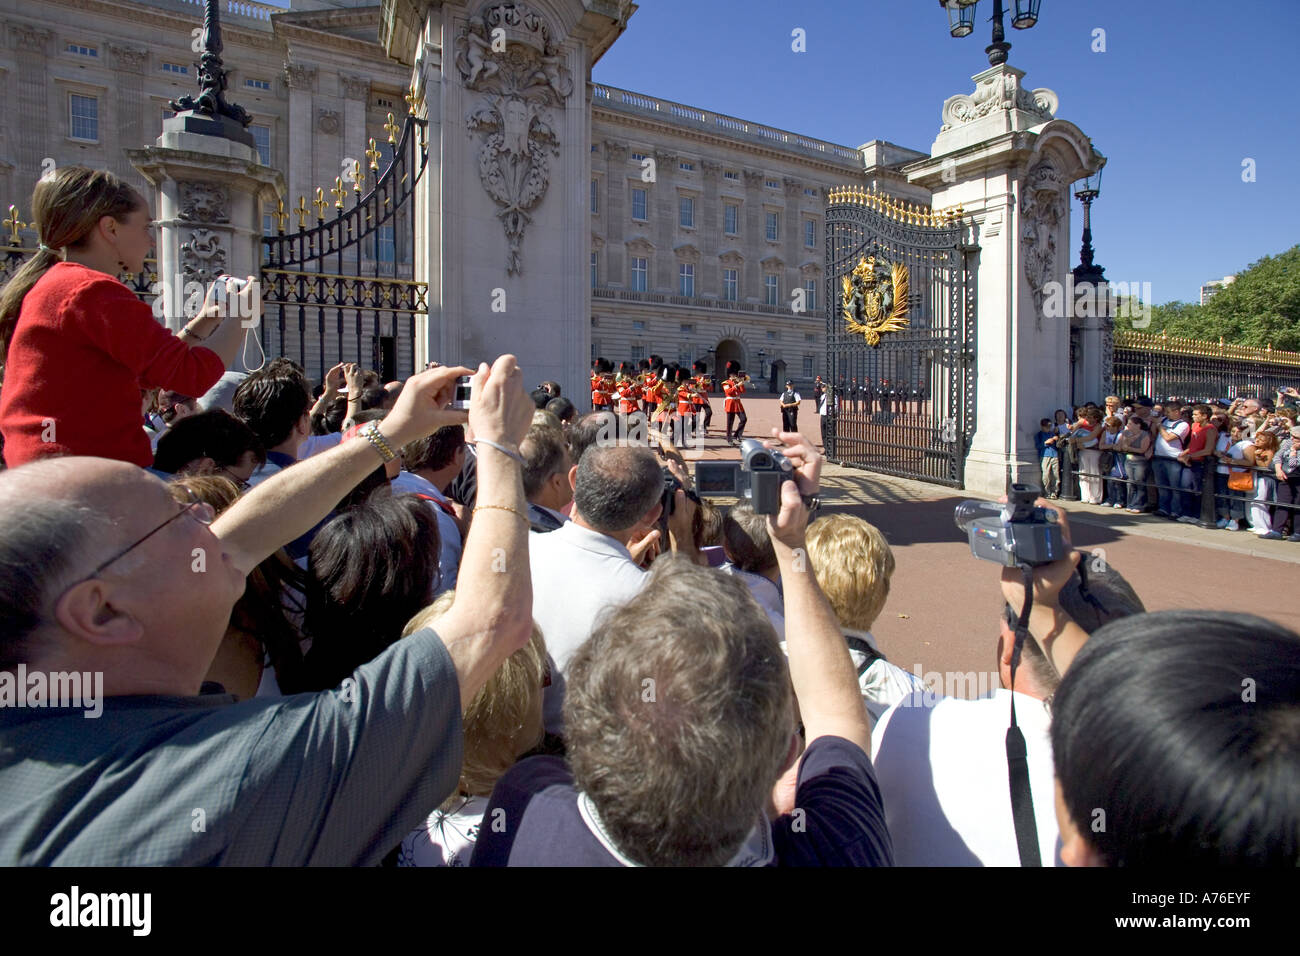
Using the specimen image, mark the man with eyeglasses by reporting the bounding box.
[0,358,536,865]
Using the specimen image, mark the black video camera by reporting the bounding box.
[953,483,1065,567]
[694,438,795,515]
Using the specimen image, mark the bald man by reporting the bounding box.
[0,358,535,865]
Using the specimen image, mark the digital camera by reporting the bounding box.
[694,438,795,515]
[450,375,473,410]
[953,483,1065,567]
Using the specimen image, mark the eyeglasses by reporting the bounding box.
[216,467,251,493]
[69,485,214,587]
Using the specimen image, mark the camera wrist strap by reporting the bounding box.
[1007,562,1043,867]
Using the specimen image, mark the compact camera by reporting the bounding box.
[953,483,1065,567]
[694,438,795,515]
[452,375,472,410]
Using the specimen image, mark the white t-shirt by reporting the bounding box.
[398,795,488,867]
[1153,419,1190,458]
[871,689,1061,866]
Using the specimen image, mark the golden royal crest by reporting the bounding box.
[841,255,909,346]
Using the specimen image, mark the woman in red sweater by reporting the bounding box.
[0,167,249,468]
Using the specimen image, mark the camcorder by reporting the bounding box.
[694,438,795,515]
[953,483,1065,567]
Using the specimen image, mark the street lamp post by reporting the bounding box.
[939,0,1042,67]
[1071,165,1106,290]
[166,0,256,148]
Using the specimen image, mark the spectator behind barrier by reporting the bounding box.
[870,504,1145,866]
[300,493,440,692]
[1052,610,1300,866]
[153,409,267,490]
[0,167,250,468]
[0,358,535,864]
[397,590,548,867]
[234,358,315,487]
[473,434,894,867]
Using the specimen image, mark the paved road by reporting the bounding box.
[679,394,1297,690]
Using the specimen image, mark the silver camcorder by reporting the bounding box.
[953,483,1065,567]
[694,438,795,515]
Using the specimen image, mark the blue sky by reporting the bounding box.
[590,0,1299,305]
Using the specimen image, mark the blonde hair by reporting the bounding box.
[403,592,547,807]
[804,514,895,632]
[0,167,144,365]
[168,474,241,515]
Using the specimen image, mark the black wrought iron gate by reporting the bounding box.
[823,188,976,487]
[260,111,428,382]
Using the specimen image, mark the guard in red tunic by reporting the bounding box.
[691,359,713,432]
[722,360,748,443]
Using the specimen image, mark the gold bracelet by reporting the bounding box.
[472,504,529,524]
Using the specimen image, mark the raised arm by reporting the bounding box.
[213,364,472,573]
[425,356,536,709]
[767,431,871,754]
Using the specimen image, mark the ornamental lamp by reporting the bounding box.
[1011,0,1041,29]
[1074,164,1103,203]
[941,0,978,38]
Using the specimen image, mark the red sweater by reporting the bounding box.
[0,262,224,468]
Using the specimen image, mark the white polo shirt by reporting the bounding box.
[530,521,648,734]
[871,689,1061,866]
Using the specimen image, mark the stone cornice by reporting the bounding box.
[275,21,391,59]
[595,111,866,181]
[8,22,52,53]
[21,0,281,52]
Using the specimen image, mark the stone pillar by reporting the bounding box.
[742,168,764,299]
[699,159,721,296]
[907,63,1104,496]
[602,139,627,286]
[9,24,51,184]
[386,0,632,401]
[110,46,150,187]
[283,63,316,231]
[652,147,675,291]
[128,133,285,370]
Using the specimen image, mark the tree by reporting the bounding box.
[1116,245,1300,350]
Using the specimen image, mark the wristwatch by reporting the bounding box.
[801,494,821,514]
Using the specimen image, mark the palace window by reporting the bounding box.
[251,124,271,166]
[631,188,647,221]
[679,196,694,228]
[765,211,779,241]
[632,320,646,331]
[723,268,738,302]
[804,219,816,248]
[679,161,695,171]
[805,280,817,312]
[591,179,599,215]
[246,78,272,91]
[630,257,647,292]
[724,170,740,181]
[803,354,815,377]
[679,263,694,297]
[69,94,98,142]
[765,179,779,189]
[591,252,598,288]
[67,43,97,58]
[724,203,738,235]
[764,273,779,306]
[161,62,188,76]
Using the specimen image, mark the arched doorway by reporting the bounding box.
[715,338,746,378]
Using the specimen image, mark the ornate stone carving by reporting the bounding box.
[339,74,370,100]
[110,45,148,74]
[602,139,627,161]
[1101,319,1114,394]
[178,182,229,223]
[674,243,700,264]
[180,228,226,285]
[700,159,722,176]
[1019,158,1067,327]
[718,250,744,266]
[455,2,572,274]
[783,177,801,196]
[653,149,676,168]
[941,66,1057,132]
[9,24,52,53]
[283,62,317,91]
[317,109,340,135]
[743,169,765,188]
[626,237,655,257]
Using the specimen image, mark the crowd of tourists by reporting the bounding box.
[0,167,1296,868]
[1037,391,1300,540]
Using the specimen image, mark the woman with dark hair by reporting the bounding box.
[0,167,253,467]
[1070,407,1106,504]
[1051,610,1300,866]
[300,493,441,692]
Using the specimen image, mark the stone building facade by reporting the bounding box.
[0,0,931,389]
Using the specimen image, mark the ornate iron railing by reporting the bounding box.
[261,110,428,382]
[1113,329,1300,402]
